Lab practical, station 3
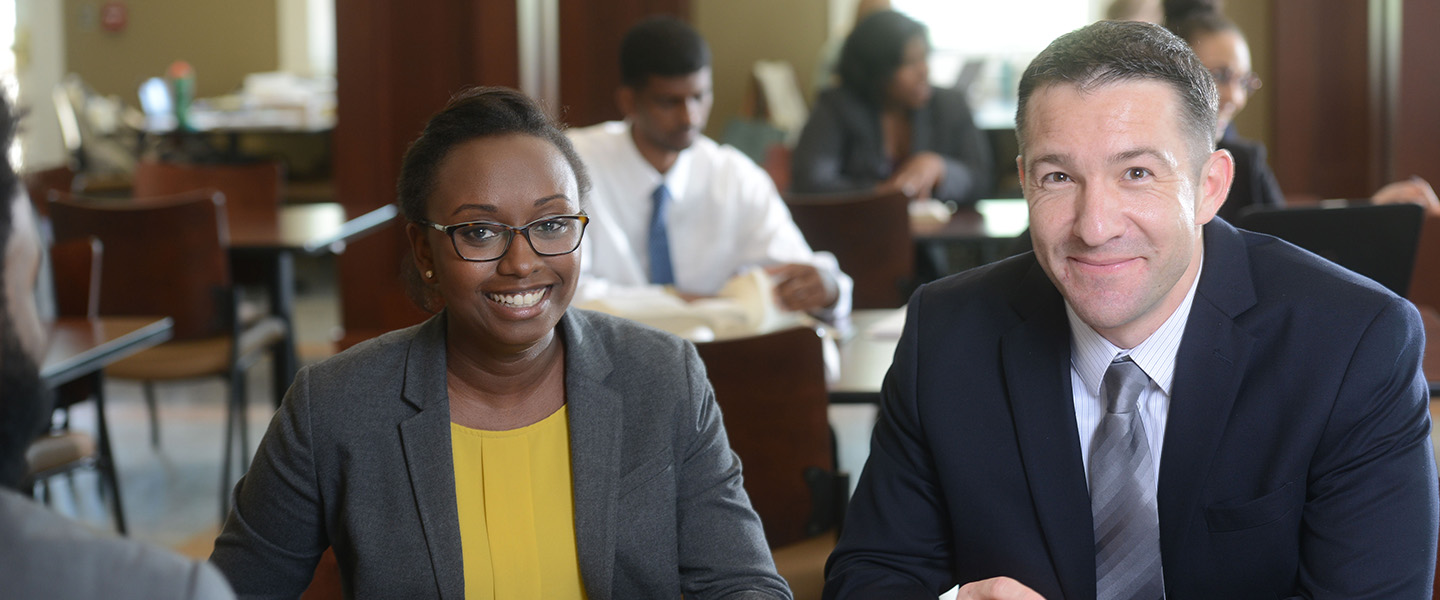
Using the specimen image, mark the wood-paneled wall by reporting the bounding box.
[556,0,689,128]
[1272,0,1440,200]
[333,0,520,344]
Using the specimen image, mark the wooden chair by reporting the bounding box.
[1406,213,1440,311]
[786,190,914,309]
[130,159,287,444]
[21,165,76,219]
[1237,202,1425,297]
[133,160,285,237]
[695,326,847,600]
[48,191,288,520]
[23,237,129,532]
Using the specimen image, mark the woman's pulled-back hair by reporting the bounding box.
[396,86,591,224]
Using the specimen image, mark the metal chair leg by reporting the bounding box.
[92,377,127,534]
[143,381,161,449]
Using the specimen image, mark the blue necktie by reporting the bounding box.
[1090,357,1164,600]
[649,184,675,285]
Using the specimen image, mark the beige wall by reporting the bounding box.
[694,0,830,140]
[1225,2,1274,154]
[64,0,279,101]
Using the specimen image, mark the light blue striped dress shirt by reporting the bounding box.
[1067,257,1205,484]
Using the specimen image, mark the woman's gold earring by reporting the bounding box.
[424,270,434,280]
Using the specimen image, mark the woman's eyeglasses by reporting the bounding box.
[419,214,589,262]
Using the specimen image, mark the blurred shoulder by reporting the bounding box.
[0,489,235,599]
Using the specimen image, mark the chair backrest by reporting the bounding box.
[1408,214,1440,310]
[695,326,841,548]
[49,237,102,319]
[786,190,914,308]
[133,160,284,237]
[48,191,233,340]
[22,166,76,218]
[1237,202,1425,296]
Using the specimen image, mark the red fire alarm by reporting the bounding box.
[100,1,128,33]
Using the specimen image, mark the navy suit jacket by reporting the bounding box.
[825,219,1438,599]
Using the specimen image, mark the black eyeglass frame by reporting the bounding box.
[418,213,589,262]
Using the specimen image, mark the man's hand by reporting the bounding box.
[955,577,1046,600]
[883,151,947,199]
[765,263,838,312]
[1372,176,1440,216]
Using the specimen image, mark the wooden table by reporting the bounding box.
[42,316,174,387]
[913,198,1028,276]
[39,315,173,533]
[229,202,400,404]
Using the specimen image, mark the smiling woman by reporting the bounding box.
[210,87,792,600]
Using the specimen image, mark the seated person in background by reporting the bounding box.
[570,17,851,318]
[1166,7,1440,221]
[791,10,993,205]
[210,86,792,599]
[824,21,1436,599]
[0,96,235,600]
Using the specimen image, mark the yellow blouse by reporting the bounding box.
[450,406,587,599]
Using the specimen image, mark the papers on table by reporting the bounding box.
[575,267,805,342]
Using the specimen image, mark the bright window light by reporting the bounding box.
[892,0,1089,56]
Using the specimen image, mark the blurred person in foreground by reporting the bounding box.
[1166,6,1440,220]
[0,95,234,599]
[569,16,850,319]
[791,10,993,205]
[824,20,1436,599]
[209,86,791,600]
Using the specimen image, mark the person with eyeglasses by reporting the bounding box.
[210,86,792,600]
[1168,7,1440,221]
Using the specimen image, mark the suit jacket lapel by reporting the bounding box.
[559,311,623,600]
[1000,261,1097,600]
[396,314,465,600]
[1157,220,1257,567]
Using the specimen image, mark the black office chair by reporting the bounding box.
[1237,203,1425,296]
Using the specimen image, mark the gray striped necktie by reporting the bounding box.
[1090,357,1164,600]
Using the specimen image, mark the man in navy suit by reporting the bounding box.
[824,20,1438,600]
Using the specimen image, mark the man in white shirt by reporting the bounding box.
[568,16,851,319]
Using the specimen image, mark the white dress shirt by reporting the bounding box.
[1068,256,1204,483]
[567,121,852,318]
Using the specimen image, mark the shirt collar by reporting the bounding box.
[623,120,693,195]
[1067,253,1205,397]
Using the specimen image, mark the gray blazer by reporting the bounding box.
[210,309,790,600]
[0,488,235,599]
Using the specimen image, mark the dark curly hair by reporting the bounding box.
[619,16,711,89]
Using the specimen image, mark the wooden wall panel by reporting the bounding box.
[556,0,689,128]
[1394,0,1440,187]
[1272,0,1375,199]
[333,0,519,343]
